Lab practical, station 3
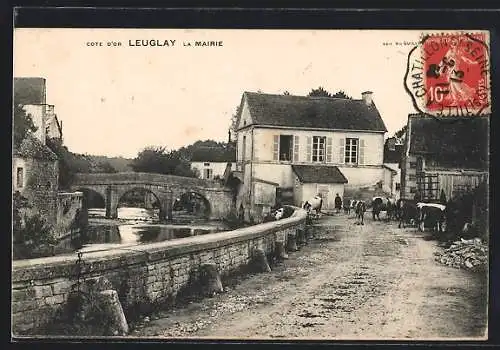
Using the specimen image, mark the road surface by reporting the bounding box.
[132,213,488,340]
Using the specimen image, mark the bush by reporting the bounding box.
[12,191,58,259]
[13,214,58,259]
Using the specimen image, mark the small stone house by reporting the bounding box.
[292,165,348,209]
[233,91,389,221]
[400,114,489,202]
[190,145,236,180]
[12,134,59,226]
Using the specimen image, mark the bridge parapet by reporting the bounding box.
[73,172,222,188]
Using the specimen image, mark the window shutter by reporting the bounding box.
[293,135,299,162]
[339,138,345,164]
[273,135,279,161]
[359,139,366,165]
[306,136,312,162]
[326,137,333,163]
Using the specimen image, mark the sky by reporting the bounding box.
[14,29,421,158]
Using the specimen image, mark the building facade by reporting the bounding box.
[400,114,489,202]
[14,77,63,142]
[233,91,388,221]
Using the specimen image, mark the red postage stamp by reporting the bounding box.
[405,31,490,117]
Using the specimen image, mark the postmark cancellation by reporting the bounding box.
[405,31,491,117]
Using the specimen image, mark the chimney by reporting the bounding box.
[361,91,373,105]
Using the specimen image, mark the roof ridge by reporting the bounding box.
[244,91,358,101]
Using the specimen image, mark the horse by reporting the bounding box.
[372,196,397,221]
[396,198,419,228]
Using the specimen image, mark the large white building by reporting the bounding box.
[231,91,394,221]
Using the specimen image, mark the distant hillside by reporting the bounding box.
[85,155,133,172]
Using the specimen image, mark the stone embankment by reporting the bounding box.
[12,207,308,336]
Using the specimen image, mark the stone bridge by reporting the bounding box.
[69,172,234,221]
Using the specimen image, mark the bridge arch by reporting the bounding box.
[115,186,162,221]
[75,187,107,220]
[172,190,211,220]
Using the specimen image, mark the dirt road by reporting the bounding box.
[133,213,488,340]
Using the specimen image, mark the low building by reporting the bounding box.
[233,90,389,221]
[292,165,348,209]
[400,114,488,202]
[190,145,236,180]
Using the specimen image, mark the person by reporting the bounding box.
[334,193,342,214]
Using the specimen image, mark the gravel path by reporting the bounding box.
[132,213,488,340]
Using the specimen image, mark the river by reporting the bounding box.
[55,207,229,255]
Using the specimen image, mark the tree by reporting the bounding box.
[13,104,37,148]
[94,161,117,173]
[46,138,94,189]
[229,104,242,142]
[394,125,408,139]
[130,146,198,177]
[331,90,352,99]
[308,86,332,97]
[308,87,353,99]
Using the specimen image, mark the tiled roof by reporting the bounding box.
[241,92,387,132]
[191,146,236,162]
[14,77,46,105]
[408,115,489,169]
[384,144,404,163]
[292,165,348,184]
[13,134,58,161]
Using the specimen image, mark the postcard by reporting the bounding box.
[12,27,490,341]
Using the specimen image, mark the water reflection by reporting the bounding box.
[55,207,227,255]
[88,207,160,222]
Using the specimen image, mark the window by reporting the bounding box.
[204,162,210,166]
[409,162,417,169]
[409,174,416,181]
[203,168,213,179]
[312,136,326,162]
[242,136,246,161]
[410,186,416,194]
[16,167,24,188]
[345,138,358,164]
[395,183,401,191]
[279,135,293,161]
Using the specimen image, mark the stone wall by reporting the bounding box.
[12,208,307,335]
[54,192,86,239]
